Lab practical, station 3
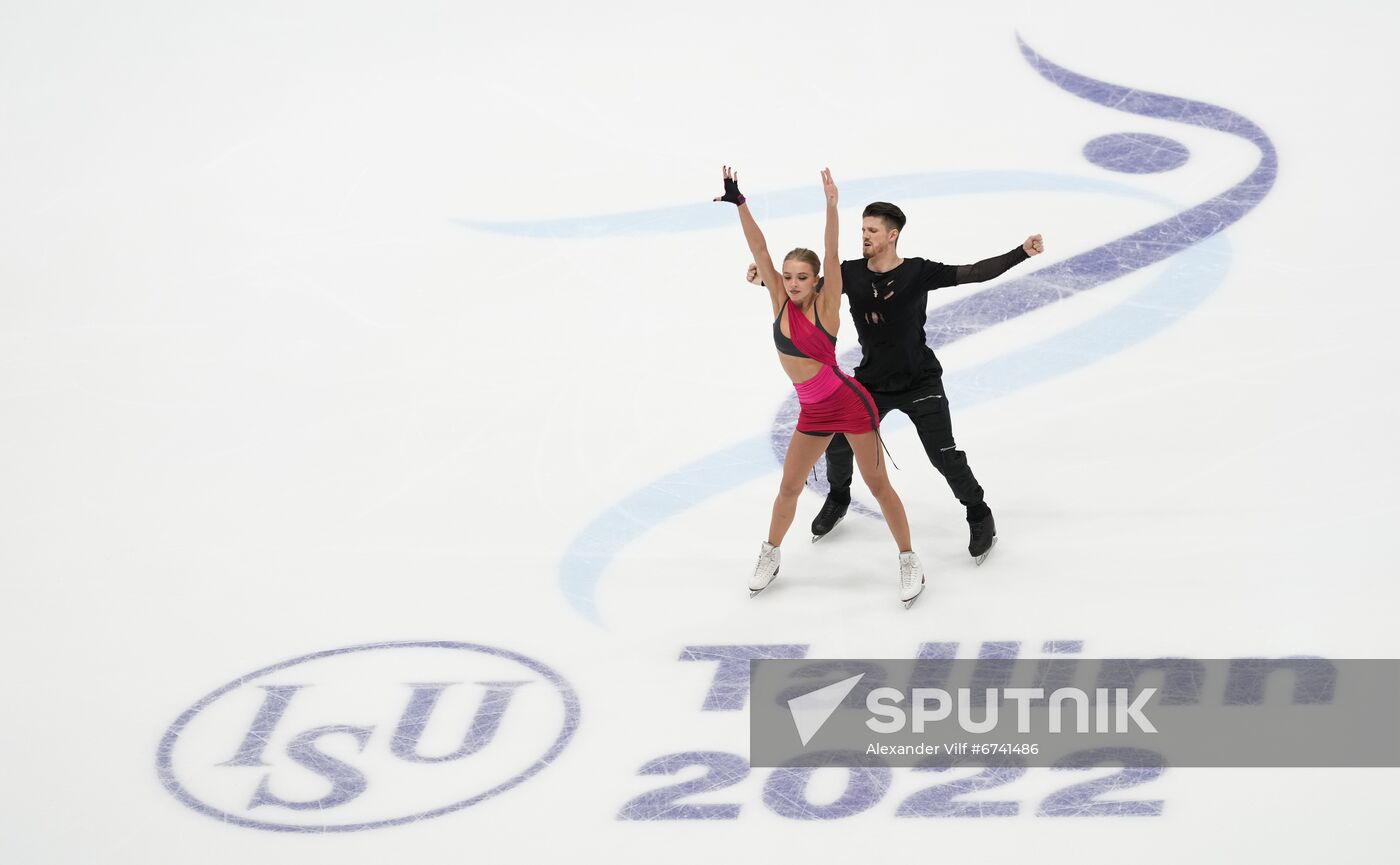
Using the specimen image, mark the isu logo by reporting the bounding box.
[156,641,580,832]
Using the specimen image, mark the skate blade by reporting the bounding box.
[900,580,926,610]
[749,571,778,598]
[973,535,998,566]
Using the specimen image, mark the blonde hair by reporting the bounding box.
[783,248,821,276]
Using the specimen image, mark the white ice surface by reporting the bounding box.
[2,1,1398,862]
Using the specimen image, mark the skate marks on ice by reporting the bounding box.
[528,36,1274,624]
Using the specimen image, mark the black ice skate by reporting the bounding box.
[810,494,850,542]
[968,508,997,566]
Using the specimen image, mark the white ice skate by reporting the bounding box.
[898,551,925,609]
[750,541,780,598]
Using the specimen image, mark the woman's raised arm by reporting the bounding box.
[819,168,843,315]
[715,166,784,314]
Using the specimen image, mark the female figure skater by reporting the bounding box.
[714,166,925,608]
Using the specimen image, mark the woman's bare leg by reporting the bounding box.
[768,431,833,546]
[848,431,912,551]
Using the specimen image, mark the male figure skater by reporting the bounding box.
[750,201,1043,563]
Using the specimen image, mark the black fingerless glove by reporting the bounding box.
[717,176,745,206]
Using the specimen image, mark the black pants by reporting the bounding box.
[824,374,986,510]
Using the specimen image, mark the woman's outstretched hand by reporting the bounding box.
[713,165,745,205]
[821,167,837,206]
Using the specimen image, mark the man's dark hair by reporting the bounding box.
[862,201,906,232]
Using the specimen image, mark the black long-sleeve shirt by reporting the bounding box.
[839,246,1029,391]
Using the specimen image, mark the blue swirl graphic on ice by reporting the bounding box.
[461,36,1277,625]
[1083,133,1191,174]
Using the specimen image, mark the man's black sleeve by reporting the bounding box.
[918,259,961,290]
[951,246,1030,286]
